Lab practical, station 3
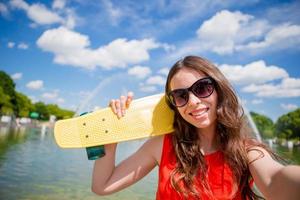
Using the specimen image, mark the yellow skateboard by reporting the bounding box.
[54,94,174,159]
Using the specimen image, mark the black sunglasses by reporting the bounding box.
[167,77,215,107]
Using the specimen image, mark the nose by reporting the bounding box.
[187,92,201,106]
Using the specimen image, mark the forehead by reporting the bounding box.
[170,67,207,90]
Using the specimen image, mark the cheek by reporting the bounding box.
[209,94,218,118]
[177,108,186,118]
[177,108,190,122]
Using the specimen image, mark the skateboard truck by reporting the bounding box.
[80,112,106,160]
[86,145,105,160]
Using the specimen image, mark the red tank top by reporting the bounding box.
[156,134,243,200]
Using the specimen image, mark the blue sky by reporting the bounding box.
[0,0,299,121]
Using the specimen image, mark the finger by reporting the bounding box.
[115,99,122,118]
[120,95,126,116]
[126,91,134,108]
[110,99,117,114]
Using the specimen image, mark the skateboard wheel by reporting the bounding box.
[86,145,105,160]
[80,112,106,160]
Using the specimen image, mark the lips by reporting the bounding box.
[189,107,209,118]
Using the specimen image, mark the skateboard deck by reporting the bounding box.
[54,94,175,148]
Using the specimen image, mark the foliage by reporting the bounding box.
[0,87,14,115]
[250,111,275,139]
[0,70,74,119]
[16,92,33,117]
[33,102,49,120]
[0,71,17,114]
[46,104,74,120]
[275,108,300,140]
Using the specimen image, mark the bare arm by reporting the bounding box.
[91,92,163,195]
[248,147,300,200]
[92,137,161,195]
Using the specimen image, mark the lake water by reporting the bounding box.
[0,126,299,200]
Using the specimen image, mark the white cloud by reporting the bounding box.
[281,77,300,89]
[128,65,152,79]
[17,42,29,49]
[102,0,123,25]
[57,98,65,104]
[41,91,65,105]
[27,3,63,25]
[37,26,90,53]
[10,0,63,25]
[11,73,22,80]
[8,42,15,48]
[64,9,76,29]
[170,9,300,58]
[9,0,76,28]
[219,60,288,85]
[0,3,9,17]
[159,43,176,52]
[196,10,259,54]
[237,23,300,51]
[52,0,66,10]
[42,92,58,99]
[251,99,263,104]
[280,103,298,111]
[242,77,300,98]
[94,0,258,40]
[9,0,28,9]
[37,26,162,70]
[158,67,170,76]
[139,85,157,93]
[26,80,43,90]
[146,75,166,86]
[240,98,247,106]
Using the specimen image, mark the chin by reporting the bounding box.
[194,122,211,129]
[192,118,217,129]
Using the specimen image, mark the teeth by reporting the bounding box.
[190,108,208,116]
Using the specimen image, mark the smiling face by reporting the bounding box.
[170,67,218,129]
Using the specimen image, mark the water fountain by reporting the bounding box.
[75,73,125,116]
[243,105,262,142]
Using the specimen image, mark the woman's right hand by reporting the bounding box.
[109,92,134,119]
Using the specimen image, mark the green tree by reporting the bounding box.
[0,71,17,114]
[250,111,275,139]
[59,109,74,119]
[46,104,74,119]
[0,87,14,115]
[33,102,49,120]
[0,70,74,120]
[275,108,300,139]
[15,92,33,117]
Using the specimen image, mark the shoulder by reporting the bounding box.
[243,139,274,164]
[144,134,164,147]
[246,144,283,177]
[247,146,272,164]
[142,135,165,165]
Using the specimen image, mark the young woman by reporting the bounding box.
[92,56,300,199]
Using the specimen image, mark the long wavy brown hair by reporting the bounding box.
[165,56,269,199]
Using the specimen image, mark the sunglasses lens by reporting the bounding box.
[168,77,215,107]
[193,78,214,98]
[169,89,188,107]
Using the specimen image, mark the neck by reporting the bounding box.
[197,123,218,155]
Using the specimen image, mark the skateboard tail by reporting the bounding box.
[54,118,82,148]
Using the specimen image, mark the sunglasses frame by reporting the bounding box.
[167,77,215,107]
